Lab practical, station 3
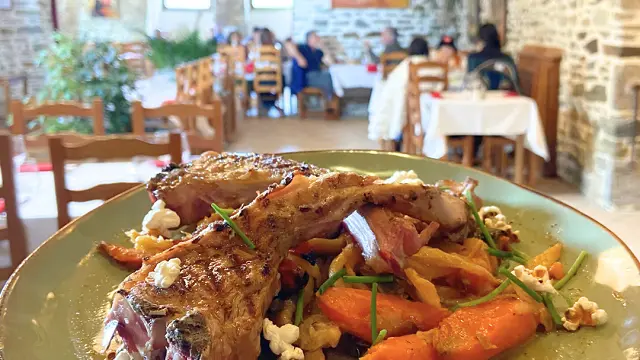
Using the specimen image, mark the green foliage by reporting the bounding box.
[146,31,217,70]
[36,33,137,134]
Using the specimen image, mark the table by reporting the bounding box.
[15,162,161,251]
[329,64,379,97]
[132,71,177,108]
[420,91,549,182]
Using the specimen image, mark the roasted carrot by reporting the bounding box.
[318,287,449,343]
[97,242,144,270]
[362,333,438,360]
[431,297,538,360]
[549,262,564,280]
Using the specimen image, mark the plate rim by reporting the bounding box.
[1,149,637,310]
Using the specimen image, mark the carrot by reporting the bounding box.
[431,297,538,360]
[549,262,564,280]
[97,242,143,270]
[362,333,438,360]
[318,287,449,343]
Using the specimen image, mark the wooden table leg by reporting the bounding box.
[514,134,525,184]
[462,136,474,167]
[482,137,493,172]
[528,152,543,186]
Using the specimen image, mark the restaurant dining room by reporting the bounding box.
[1,0,640,359]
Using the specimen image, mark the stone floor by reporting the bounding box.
[229,116,639,253]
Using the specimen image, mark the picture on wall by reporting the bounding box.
[91,0,119,18]
[332,0,409,8]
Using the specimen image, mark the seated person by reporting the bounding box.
[467,23,517,90]
[435,35,460,69]
[368,38,432,150]
[364,27,405,64]
[287,31,335,101]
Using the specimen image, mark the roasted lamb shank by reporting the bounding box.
[147,152,329,225]
[106,171,471,360]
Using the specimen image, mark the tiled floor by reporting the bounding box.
[230,116,639,253]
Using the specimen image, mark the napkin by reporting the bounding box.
[154,159,170,168]
[366,64,378,73]
[0,199,4,213]
[505,91,518,97]
[431,91,442,99]
[245,62,255,74]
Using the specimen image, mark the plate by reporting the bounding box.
[1,150,639,359]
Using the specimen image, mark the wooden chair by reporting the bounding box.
[0,134,28,280]
[115,41,152,77]
[219,44,248,101]
[253,46,283,113]
[216,54,238,142]
[10,98,105,148]
[49,133,182,229]
[195,57,214,105]
[403,61,474,165]
[131,100,223,154]
[481,135,527,184]
[381,51,408,79]
[175,62,199,103]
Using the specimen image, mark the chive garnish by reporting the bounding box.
[343,275,394,284]
[464,189,497,249]
[487,248,527,265]
[497,259,512,273]
[294,287,304,326]
[438,186,450,191]
[317,268,347,295]
[512,249,530,261]
[499,268,543,302]
[211,203,255,249]
[371,283,378,344]
[554,251,588,290]
[452,279,511,311]
[542,293,563,326]
[373,329,387,345]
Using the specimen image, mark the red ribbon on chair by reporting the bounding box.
[18,163,52,172]
[245,62,255,74]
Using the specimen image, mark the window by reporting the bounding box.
[164,0,211,10]
[251,0,293,9]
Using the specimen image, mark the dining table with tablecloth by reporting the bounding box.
[419,91,550,161]
[328,64,380,97]
[13,161,166,252]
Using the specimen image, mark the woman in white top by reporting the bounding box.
[368,38,439,150]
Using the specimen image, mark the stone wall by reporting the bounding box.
[0,0,53,119]
[507,0,640,210]
[292,0,471,61]
[57,0,147,42]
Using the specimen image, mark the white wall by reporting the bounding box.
[248,8,293,40]
[146,0,217,37]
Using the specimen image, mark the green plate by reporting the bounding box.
[1,150,639,359]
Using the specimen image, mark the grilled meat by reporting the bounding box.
[106,171,471,360]
[147,152,329,225]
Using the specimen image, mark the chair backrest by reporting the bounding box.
[175,62,200,103]
[131,100,223,154]
[196,57,214,104]
[381,51,408,79]
[115,41,150,76]
[10,98,105,148]
[254,46,283,95]
[403,61,449,155]
[0,134,28,280]
[49,133,182,228]
[253,46,282,95]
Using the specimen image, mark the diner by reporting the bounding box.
[0,1,639,359]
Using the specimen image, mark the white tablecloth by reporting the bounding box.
[420,91,550,160]
[133,72,177,108]
[329,64,379,97]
